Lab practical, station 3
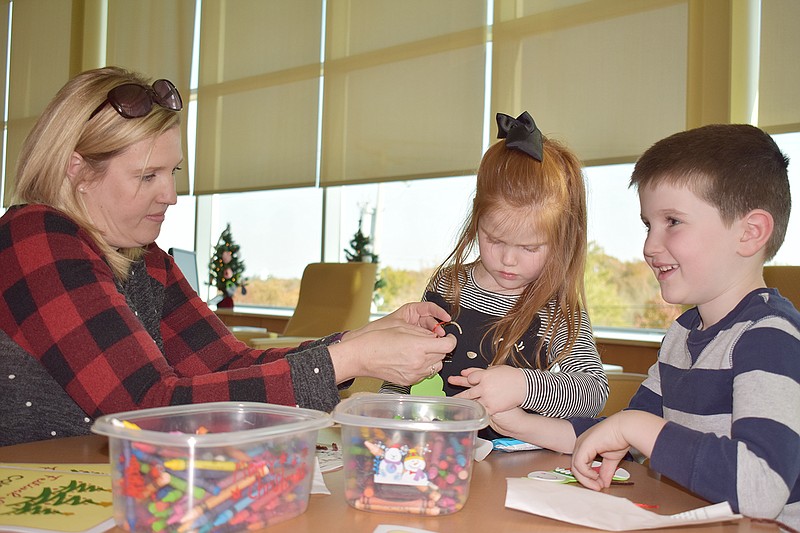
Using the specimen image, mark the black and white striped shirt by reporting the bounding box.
[382,265,608,420]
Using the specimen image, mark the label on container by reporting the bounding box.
[365,441,430,486]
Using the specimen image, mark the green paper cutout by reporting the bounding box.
[410,373,445,397]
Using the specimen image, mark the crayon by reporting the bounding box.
[211,494,255,527]
[354,499,441,515]
[177,473,260,530]
[172,469,223,495]
[121,419,142,430]
[163,458,239,471]
[359,495,428,508]
[249,474,299,511]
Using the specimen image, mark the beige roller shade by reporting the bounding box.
[320,0,487,186]
[759,0,800,133]
[105,0,196,194]
[4,0,74,206]
[0,1,8,204]
[492,0,688,165]
[193,0,323,194]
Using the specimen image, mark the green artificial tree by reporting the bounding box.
[344,227,378,263]
[344,216,386,296]
[209,224,247,307]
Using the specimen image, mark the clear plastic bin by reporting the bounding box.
[332,394,489,515]
[92,402,331,532]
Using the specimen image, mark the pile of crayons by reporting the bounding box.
[108,431,315,532]
[341,425,476,516]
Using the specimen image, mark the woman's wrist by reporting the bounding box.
[328,339,360,384]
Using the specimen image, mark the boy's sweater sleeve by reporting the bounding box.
[569,366,663,435]
[649,322,800,519]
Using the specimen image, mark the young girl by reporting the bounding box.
[381,112,607,439]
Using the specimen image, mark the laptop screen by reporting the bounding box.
[168,248,201,294]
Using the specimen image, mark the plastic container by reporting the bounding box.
[331,394,489,515]
[92,402,331,532]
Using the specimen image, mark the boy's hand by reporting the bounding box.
[450,366,526,414]
[571,414,630,490]
[571,410,666,490]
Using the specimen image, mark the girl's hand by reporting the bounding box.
[450,366,526,414]
[488,407,578,454]
[489,406,529,436]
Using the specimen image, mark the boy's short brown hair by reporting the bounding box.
[630,124,791,260]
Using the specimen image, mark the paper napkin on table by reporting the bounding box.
[311,457,330,495]
[474,437,493,461]
[372,526,437,533]
[505,477,741,531]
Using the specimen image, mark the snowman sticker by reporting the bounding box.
[365,441,408,484]
[400,448,428,485]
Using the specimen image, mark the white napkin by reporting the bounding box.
[473,437,493,461]
[505,477,741,531]
[311,457,330,494]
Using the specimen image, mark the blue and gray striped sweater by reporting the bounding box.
[574,288,800,526]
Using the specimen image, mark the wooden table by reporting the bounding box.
[0,431,777,533]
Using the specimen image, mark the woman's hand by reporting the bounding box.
[342,302,452,341]
[450,366,526,414]
[331,302,456,384]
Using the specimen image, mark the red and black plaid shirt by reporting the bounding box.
[0,205,341,419]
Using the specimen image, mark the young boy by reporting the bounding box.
[451,124,800,527]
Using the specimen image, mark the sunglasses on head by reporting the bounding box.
[88,79,183,121]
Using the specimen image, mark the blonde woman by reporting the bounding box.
[0,67,455,446]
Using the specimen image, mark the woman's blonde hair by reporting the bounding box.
[11,66,181,281]
[430,137,588,369]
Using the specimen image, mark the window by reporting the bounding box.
[6,1,796,336]
[584,164,679,329]
[206,188,323,309]
[158,129,800,329]
[335,177,477,311]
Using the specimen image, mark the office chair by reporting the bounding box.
[598,372,648,418]
[249,262,378,348]
[763,265,800,309]
[249,262,382,397]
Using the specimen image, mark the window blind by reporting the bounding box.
[193,0,323,194]
[4,0,73,206]
[3,0,195,205]
[759,0,800,133]
[105,0,195,195]
[320,0,487,186]
[491,0,688,166]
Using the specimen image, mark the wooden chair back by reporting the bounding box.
[599,372,648,417]
[763,265,800,309]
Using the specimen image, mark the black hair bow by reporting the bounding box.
[496,111,543,161]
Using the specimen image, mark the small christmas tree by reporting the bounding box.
[209,224,247,307]
[344,217,386,295]
[344,227,378,263]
